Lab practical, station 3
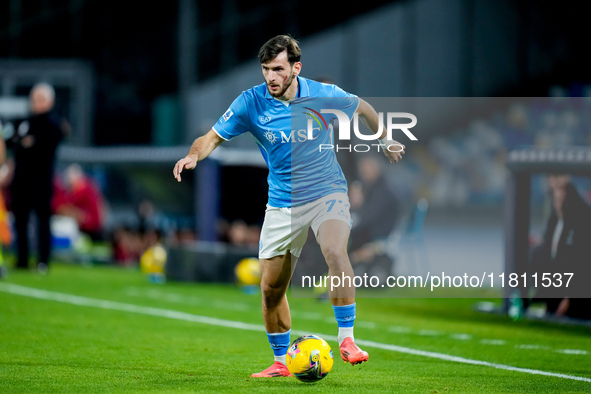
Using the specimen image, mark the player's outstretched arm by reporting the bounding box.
[173,129,224,182]
[356,99,405,164]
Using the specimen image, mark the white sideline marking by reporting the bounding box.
[388,326,412,333]
[450,333,472,340]
[480,339,506,345]
[357,321,377,329]
[122,287,586,357]
[291,311,324,320]
[125,287,252,311]
[557,349,588,355]
[516,344,550,350]
[1,283,590,384]
[418,329,443,336]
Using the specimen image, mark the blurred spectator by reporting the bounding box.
[112,199,177,265]
[0,157,14,207]
[112,224,144,265]
[527,175,591,319]
[0,119,5,164]
[7,83,69,273]
[139,228,167,283]
[226,220,259,247]
[53,164,105,241]
[503,103,530,148]
[350,155,401,253]
[227,220,249,246]
[137,199,156,235]
[0,131,9,277]
[176,226,197,245]
[346,155,402,282]
[0,132,10,246]
[246,224,261,246]
[218,219,260,248]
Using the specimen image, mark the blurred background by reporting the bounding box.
[1,0,590,306]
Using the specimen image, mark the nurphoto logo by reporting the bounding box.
[306,109,418,153]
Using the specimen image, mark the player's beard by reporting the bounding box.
[267,72,295,98]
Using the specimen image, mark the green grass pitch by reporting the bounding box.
[1,263,590,392]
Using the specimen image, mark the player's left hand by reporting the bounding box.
[173,156,197,182]
[381,140,405,163]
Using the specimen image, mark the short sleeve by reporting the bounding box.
[328,85,359,119]
[212,93,250,140]
[331,84,357,99]
[330,85,359,120]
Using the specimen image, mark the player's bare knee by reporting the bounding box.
[321,245,348,265]
[260,280,287,306]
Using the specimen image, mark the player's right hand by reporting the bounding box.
[173,156,197,182]
[381,140,405,164]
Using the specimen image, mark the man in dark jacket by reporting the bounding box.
[9,83,67,273]
[529,175,591,319]
[350,155,400,252]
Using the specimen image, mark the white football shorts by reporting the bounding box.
[258,192,352,260]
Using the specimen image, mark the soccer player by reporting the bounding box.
[173,35,405,378]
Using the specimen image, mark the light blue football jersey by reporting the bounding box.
[213,76,359,207]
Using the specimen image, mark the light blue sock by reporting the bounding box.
[333,303,356,327]
[333,303,356,345]
[267,330,291,365]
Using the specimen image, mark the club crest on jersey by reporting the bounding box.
[260,115,272,124]
[222,109,234,122]
[264,130,278,144]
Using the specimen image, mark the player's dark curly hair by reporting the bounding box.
[258,35,301,65]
